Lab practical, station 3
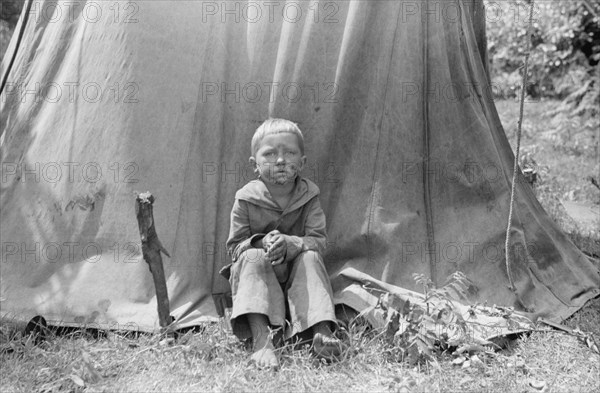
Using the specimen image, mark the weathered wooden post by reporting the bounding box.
[135,192,172,330]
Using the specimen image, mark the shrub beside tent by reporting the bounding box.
[1,0,598,331]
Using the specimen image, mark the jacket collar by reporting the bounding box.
[235,176,319,212]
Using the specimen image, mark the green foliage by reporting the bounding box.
[1,0,23,60]
[0,0,25,26]
[486,0,599,99]
[378,272,487,366]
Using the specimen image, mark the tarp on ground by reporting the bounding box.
[1,0,598,331]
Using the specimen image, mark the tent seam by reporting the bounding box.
[365,3,403,268]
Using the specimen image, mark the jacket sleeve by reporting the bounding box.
[226,199,265,262]
[283,197,327,262]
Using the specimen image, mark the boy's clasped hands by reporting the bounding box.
[262,230,286,265]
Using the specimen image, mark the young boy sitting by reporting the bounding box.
[225,118,342,369]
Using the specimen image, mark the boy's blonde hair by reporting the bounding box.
[251,118,305,156]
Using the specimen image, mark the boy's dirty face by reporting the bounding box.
[251,132,306,186]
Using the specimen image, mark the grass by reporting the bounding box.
[495,99,600,256]
[1,99,599,392]
[1,312,599,393]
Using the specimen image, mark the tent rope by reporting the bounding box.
[505,0,535,293]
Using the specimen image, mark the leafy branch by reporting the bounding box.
[376,272,497,366]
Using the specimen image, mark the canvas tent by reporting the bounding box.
[1,0,598,331]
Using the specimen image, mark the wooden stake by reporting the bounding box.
[135,192,172,329]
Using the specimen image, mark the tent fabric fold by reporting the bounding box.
[1,0,598,331]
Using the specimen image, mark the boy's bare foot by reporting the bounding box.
[312,322,344,360]
[250,345,280,369]
[247,313,280,369]
[313,332,343,359]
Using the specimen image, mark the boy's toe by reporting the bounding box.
[312,333,345,360]
[250,348,280,370]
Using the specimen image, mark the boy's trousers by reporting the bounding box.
[229,248,336,340]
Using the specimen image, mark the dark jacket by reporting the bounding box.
[225,177,327,269]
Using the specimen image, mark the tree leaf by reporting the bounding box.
[69,374,85,387]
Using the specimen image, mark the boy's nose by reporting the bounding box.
[276,155,285,164]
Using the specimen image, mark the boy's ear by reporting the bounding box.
[299,155,307,171]
[248,156,262,179]
[249,156,259,175]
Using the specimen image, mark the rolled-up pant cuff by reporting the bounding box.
[229,249,336,340]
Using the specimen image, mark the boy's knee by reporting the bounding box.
[295,250,324,266]
[235,249,270,271]
[239,248,267,262]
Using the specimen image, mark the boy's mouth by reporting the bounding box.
[272,169,295,183]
